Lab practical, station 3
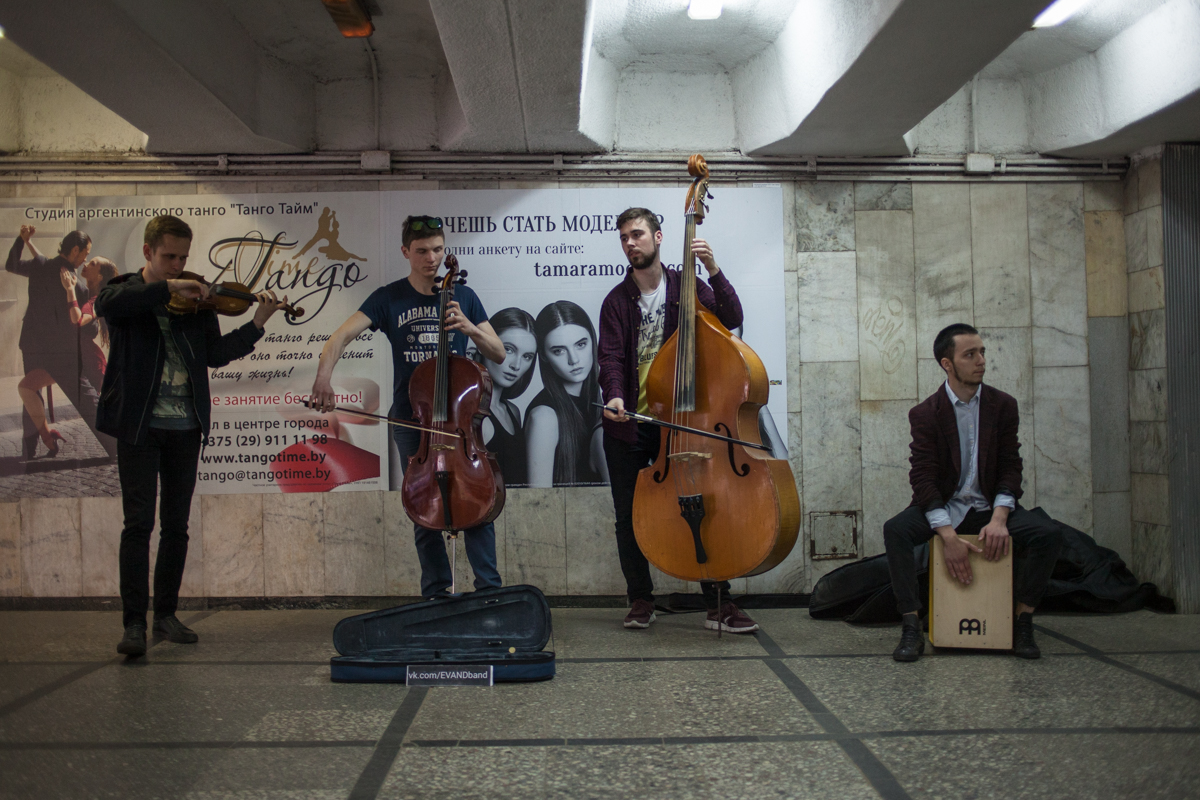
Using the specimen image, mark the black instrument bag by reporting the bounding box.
[330,584,556,683]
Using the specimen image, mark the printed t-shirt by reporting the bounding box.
[635,277,667,414]
[359,277,488,421]
[149,313,198,429]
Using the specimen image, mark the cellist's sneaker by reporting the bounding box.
[705,603,759,634]
[623,598,656,629]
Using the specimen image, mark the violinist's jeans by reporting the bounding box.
[393,427,502,598]
[604,423,731,610]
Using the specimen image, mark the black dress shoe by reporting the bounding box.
[893,621,925,662]
[153,615,199,644]
[1013,612,1040,659]
[117,624,147,657]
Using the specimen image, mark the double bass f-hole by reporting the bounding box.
[652,429,674,483]
[714,422,750,477]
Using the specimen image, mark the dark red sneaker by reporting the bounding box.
[705,603,759,634]
[623,598,656,629]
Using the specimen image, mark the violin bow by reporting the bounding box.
[301,400,461,439]
[594,403,771,451]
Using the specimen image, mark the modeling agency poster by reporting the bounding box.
[0,186,786,500]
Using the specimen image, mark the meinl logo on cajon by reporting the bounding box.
[958,618,986,636]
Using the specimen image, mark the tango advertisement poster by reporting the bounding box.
[0,186,786,500]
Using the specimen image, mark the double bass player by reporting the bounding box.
[598,207,760,634]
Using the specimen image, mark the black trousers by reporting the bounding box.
[603,423,730,609]
[883,504,1062,615]
[117,428,202,628]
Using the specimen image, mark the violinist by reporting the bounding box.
[96,215,287,658]
[310,216,506,599]
[598,207,759,634]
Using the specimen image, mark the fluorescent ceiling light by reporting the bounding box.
[1033,0,1090,27]
[0,26,5,38]
[688,0,722,21]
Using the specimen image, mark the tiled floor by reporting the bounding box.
[1,607,1198,799]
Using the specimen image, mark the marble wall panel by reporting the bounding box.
[1019,409,1037,509]
[136,182,196,195]
[800,362,862,513]
[383,491,421,596]
[201,494,264,597]
[1130,309,1165,371]
[747,410,808,593]
[176,496,205,598]
[1084,211,1128,317]
[0,502,19,595]
[20,497,81,597]
[971,184,1031,328]
[1132,521,1173,596]
[796,182,854,252]
[324,492,384,596]
[976,327,1032,406]
[1083,181,1123,212]
[263,494,324,597]
[1131,473,1170,527]
[1129,368,1167,422]
[785,268,801,414]
[1146,205,1163,268]
[796,252,858,363]
[1029,183,1088,367]
[1130,421,1168,475]
[80,496,123,596]
[1138,157,1162,210]
[1092,491,1131,560]
[856,210,917,400]
[1033,367,1093,531]
[1124,209,1148,273]
[504,488,567,594]
[1124,166,1140,215]
[564,486,623,595]
[781,182,797,272]
[913,183,973,349]
[859,401,914,557]
[1088,317,1130,493]
[918,359,944,400]
[1128,266,1164,313]
[855,182,912,211]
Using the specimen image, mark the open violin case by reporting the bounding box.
[329,584,555,683]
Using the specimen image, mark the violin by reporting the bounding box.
[167,270,305,321]
[631,154,800,585]
[402,254,505,531]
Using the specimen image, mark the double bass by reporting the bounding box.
[402,254,505,532]
[632,154,800,584]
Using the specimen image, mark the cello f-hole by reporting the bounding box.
[715,422,750,477]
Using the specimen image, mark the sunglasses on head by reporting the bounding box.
[406,216,443,233]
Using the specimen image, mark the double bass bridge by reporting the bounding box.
[668,451,711,462]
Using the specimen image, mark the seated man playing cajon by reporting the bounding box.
[885,323,1062,662]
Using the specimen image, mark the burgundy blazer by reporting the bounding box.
[908,383,1023,513]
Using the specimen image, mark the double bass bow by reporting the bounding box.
[401,254,505,533]
[631,154,800,587]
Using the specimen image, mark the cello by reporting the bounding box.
[631,154,800,585]
[402,254,505,534]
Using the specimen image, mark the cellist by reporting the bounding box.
[598,208,760,634]
[311,216,506,598]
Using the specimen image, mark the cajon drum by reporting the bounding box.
[928,535,1013,649]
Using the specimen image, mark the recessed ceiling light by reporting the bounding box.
[688,0,722,21]
[0,26,6,39]
[1033,0,1090,28]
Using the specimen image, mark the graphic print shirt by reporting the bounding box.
[149,312,198,429]
[635,277,667,414]
[359,277,488,422]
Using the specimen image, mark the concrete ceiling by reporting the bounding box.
[0,0,1196,157]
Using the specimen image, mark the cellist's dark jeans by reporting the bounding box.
[394,427,502,598]
[604,422,730,609]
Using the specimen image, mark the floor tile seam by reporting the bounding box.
[1035,624,1200,703]
[347,686,428,800]
[0,740,379,750]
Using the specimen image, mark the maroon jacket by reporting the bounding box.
[908,383,1023,513]
[598,266,743,443]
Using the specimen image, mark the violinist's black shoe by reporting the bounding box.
[153,615,198,644]
[117,624,147,657]
[1013,612,1041,659]
[893,615,925,662]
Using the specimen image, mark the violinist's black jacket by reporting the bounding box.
[95,271,263,445]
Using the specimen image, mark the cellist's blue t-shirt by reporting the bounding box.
[358,277,488,421]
